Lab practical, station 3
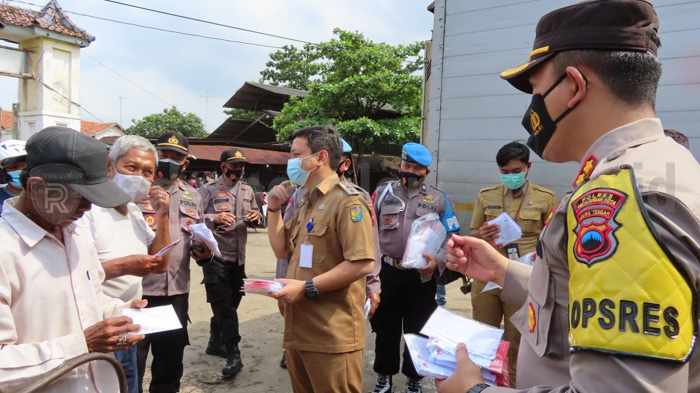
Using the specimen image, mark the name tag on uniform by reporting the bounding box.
[300,243,313,268]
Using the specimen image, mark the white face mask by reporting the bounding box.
[112,172,152,203]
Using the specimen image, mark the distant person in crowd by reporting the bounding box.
[664,128,690,149]
[468,141,558,387]
[267,125,375,393]
[198,147,262,377]
[137,132,212,393]
[0,140,27,215]
[75,135,172,393]
[0,127,146,392]
[370,142,461,393]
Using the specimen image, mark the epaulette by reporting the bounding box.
[177,179,186,190]
[532,184,556,197]
[338,181,359,195]
[479,184,502,193]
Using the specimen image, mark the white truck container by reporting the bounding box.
[425,0,700,228]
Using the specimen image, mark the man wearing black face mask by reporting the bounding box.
[370,142,461,393]
[439,1,700,393]
[198,147,261,377]
[137,132,212,393]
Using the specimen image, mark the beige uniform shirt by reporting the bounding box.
[492,118,700,392]
[0,199,124,393]
[141,179,204,296]
[276,181,382,294]
[283,174,375,353]
[199,177,259,265]
[471,182,558,257]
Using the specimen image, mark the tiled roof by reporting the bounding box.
[1,110,12,130]
[80,120,119,136]
[0,0,94,43]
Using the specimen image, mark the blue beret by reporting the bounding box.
[401,142,431,167]
[340,138,352,153]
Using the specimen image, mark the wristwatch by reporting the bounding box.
[466,383,490,393]
[304,279,319,299]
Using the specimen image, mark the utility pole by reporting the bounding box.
[119,96,126,126]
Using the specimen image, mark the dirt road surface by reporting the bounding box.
[141,229,474,393]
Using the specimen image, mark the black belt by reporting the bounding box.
[381,255,404,270]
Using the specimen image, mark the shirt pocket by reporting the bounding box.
[518,209,544,234]
[483,207,503,222]
[305,222,328,265]
[379,204,402,231]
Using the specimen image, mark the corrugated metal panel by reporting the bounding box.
[189,145,290,165]
[429,0,700,227]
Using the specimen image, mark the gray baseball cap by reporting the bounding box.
[25,126,131,208]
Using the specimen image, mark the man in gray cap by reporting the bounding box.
[440,1,700,392]
[198,147,261,377]
[0,127,146,392]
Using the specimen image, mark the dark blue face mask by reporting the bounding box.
[521,72,586,158]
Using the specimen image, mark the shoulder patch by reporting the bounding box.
[349,206,363,222]
[338,181,359,195]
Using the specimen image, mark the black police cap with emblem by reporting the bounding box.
[500,0,660,93]
[155,132,189,155]
[220,148,247,163]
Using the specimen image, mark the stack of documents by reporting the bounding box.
[240,278,284,295]
[486,212,522,246]
[404,307,510,386]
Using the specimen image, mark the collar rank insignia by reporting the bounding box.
[572,154,598,189]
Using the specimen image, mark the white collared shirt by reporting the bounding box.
[0,199,124,393]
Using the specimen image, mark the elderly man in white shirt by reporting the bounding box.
[0,127,146,393]
[75,135,171,393]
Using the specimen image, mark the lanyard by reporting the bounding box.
[502,181,529,221]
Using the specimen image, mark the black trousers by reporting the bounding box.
[136,293,189,393]
[370,264,437,380]
[203,256,246,345]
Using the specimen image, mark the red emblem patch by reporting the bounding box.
[571,188,627,266]
[544,200,562,227]
[384,216,392,225]
[185,208,197,217]
[145,215,156,227]
[528,303,536,333]
[143,203,155,212]
[185,219,194,227]
[572,154,598,189]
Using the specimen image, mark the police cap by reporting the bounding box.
[155,132,189,155]
[501,0,659,93]
[220,147,247,163]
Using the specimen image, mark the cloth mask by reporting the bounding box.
[7,170,22,188]
[112,171,152,202]
[500,173,527,190]
[521,73,583,158]
[30,180,81,226]
[286,152,320,186]
[157,158,184,181]
[399,171,425,190]
[225,168,244,183]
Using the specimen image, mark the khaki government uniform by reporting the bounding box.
[491,118,700,392]
[283,174,375,393]
[137,178,204,392]
[470,182,558,386]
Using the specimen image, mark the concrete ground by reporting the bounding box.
[140,228,474,393]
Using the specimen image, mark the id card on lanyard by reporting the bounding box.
[300,218,314,268]
[502,183,528,259]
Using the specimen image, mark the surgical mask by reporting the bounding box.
[156,158,184,181]
[399,171,424,190]
[30,180,82,226]
[112,171,151,202]
[7,170,22,188]
[286,152,320,187]
[224,168,244,183]
[500,173,527,190]
[521,73,581,158]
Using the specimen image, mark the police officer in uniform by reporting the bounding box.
[137,132,212,393]
[439,1,700,393]
[370,142,460,393]
[199,147,261,377]
[267,125,375,393]
[469,141,558,387]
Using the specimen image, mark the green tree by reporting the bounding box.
[264,28,424,153]
[127,107,208,139]
[259,44,321,91]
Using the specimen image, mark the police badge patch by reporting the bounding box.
[571,188,627,266]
